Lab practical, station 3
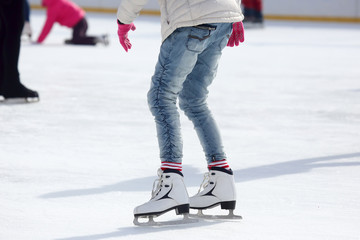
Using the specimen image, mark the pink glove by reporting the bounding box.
[117,21,136,52]
[227,22,245,47]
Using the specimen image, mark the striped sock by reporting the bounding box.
[208,159,231,170]
[161,162,182,172]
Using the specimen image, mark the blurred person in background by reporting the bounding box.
[37,0,109,46]
[22,0,32,39]
[0,0,39,102]
[242,0,264,27]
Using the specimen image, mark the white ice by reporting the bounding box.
[1,10,360,240]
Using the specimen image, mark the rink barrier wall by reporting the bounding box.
[265,15,360,23]
[30,4,160,16]
[29,0,360,24]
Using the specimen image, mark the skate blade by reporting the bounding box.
[134,213,199,227]
[0,97,40,104]
[189,209,242,220]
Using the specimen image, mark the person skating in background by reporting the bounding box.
[37,0,109,46]
[0,0,39,102]
[117,0,244,225]
[242,0,264,27]
[22,0,32,39]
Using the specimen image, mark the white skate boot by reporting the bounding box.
[190,167,242,219]
[133,169,197,226]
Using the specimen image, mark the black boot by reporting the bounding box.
[3,83,39,101]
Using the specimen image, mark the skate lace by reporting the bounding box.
[151,169,163,199]
[197,172,210,193]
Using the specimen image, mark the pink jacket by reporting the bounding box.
[37,0,85,43]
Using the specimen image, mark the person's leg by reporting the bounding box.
[147,27,202,171]
[2,0,24,90]
[177,23,238,215]
[68,18,107,45]
[253,0,264,23]
[24,0,30,22]
[178,40,227,165]
[179,23,232,168]
[1,0,38,100]
[22,0,32,38]
[0,6,6,95]
[242,0,255,22]
[135,25,225,220]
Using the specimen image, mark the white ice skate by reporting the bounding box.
[133,169,198,226]
[189,167,242,219]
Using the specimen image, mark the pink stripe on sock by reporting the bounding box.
[208,159,230,170]
[161,162,182,171]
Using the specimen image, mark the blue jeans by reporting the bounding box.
[147,23,232,165]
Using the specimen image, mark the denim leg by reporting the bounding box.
[147,28,199,163]
[148,23,232,164]
[179,23,232,164]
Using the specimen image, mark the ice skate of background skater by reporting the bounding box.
[117,0,245,226]
[37,0,109,46]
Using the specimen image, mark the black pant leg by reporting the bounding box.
[70,18,98,45]
[0,6,5,94]
[0,0,25,93]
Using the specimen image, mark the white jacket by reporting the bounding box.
[117,0,244,42]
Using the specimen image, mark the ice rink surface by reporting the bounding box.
[1,10,360,240]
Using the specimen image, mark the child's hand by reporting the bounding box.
[227,22,244,47]
[117,20,136,52]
